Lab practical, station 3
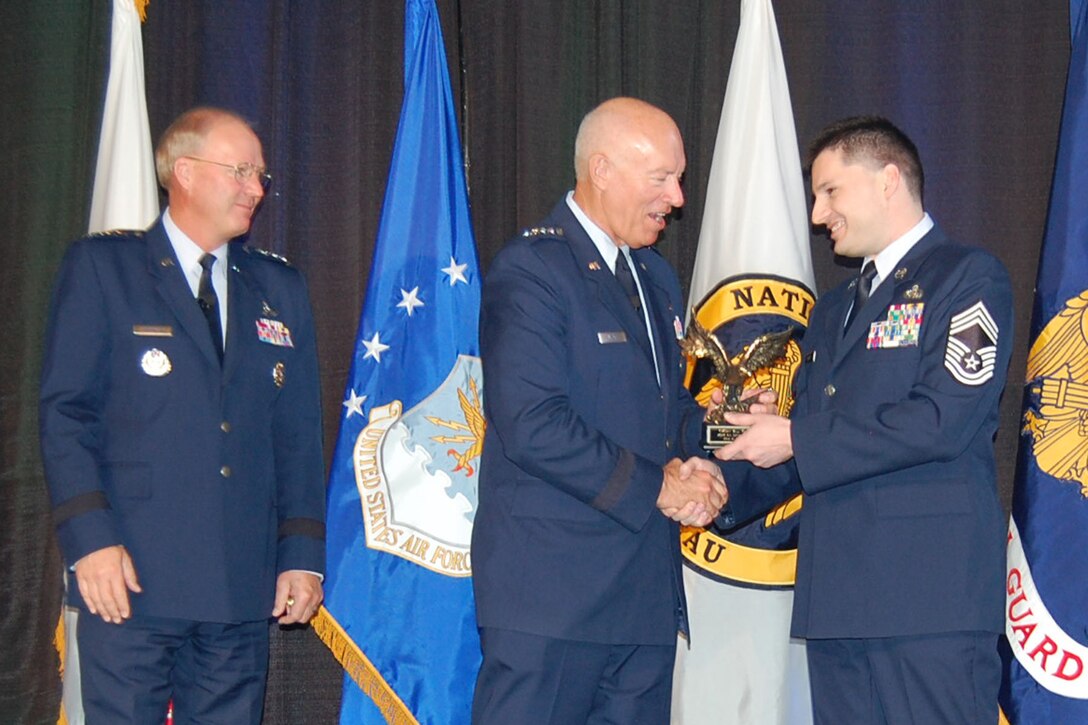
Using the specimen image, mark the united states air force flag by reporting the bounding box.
[672,1,813,723]
[999,2,1088,723]
[313,1,482,722]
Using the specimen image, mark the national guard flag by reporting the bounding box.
[999,2,1088,722]
[672,1,814,723]
[313,1,483,722]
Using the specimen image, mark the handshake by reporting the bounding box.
[656,457,728,527]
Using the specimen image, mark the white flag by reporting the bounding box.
[63,3,157,723]
[673,1,814,723]
[686,0,813,308]
[87,0,158,234]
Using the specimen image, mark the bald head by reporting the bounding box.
[571,98,685,249]
[574,97,681,181]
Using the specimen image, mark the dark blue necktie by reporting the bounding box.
[197,253,224,362]
[844,261,877,331]
[615,252,642,313]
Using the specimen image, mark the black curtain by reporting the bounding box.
[1,1,1068,722]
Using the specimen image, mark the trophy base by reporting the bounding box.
[704,424,747,450]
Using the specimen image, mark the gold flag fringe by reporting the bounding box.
[54,613,68,725]
[311,606,420,725]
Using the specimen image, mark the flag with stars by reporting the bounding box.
[314,0,483,722]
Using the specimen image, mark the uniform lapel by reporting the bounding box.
[224,247,251,383]
[835,228,945,364]
[145,222,222,368]
[632,249,676,392]
[840,273,896,352]
[550,203,656,369]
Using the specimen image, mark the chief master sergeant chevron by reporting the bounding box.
[714,116,1014,725]
[39,107,325,724]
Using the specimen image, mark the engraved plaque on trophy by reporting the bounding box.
[679,312,793,449]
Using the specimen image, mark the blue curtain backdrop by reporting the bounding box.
[0,1,1070,722]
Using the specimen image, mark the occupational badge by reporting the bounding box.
[944,300,999,385]
[140,348,172,377]
[868,303,924,349]
[256,318,294,347]
[272,362,286,388]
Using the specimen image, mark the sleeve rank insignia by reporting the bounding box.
[944,300,999,385]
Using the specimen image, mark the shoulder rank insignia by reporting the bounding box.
[868,303,924,349]
[944,300,999,385]
[521,226,564,238]
[91,228,145,239]
[244,246,293,266]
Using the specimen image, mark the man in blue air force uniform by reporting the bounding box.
[39,107,325,724]
[471,97,728,725]
[716,116,1013,725]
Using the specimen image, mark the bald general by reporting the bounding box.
[574,97,681,179]
[570,97,686,250]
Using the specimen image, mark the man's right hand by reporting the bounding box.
[74,545,142,624]
[658,457,729,527]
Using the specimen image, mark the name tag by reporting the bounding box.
[132,325,173,337]
[597,331,628,344]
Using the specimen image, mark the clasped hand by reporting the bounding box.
[657,457,729,527]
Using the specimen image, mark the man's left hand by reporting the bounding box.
[713,412,794,468]
[272,571,323,625]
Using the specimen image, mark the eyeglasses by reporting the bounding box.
[182,156,272,189]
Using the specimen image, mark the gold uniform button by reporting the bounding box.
[220,421,231,433]
[220,466,232,478]
[824,384,836,397]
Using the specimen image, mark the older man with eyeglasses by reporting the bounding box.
[39,106,325,723]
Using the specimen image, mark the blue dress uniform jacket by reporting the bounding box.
[472,200,704,646]
[40,219,325,624]
[724,225,1012,639]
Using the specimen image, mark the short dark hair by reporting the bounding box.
[806,116,924,203]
